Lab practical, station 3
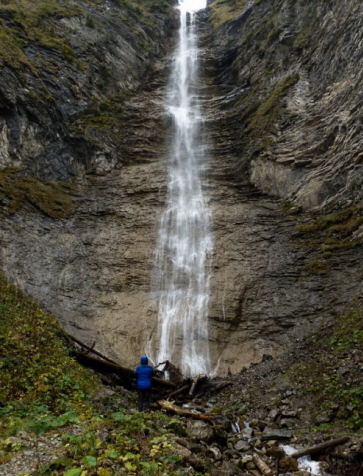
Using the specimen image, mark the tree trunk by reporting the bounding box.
[291,437,350,459]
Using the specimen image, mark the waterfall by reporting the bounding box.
[153,0,212,377]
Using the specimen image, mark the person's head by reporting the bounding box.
[141,356,148,365]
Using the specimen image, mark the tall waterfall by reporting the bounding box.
[154,0,212,377]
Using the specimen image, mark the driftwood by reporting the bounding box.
[74,351,177,389]
[252,453,274,476]
[291,436,350,459]
[158,400,212,421]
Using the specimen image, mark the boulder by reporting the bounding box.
[279,456,299,472]
[266,446,286,460]
[262,428,293,440]
[234,440,250,452]
[187,421,214,443]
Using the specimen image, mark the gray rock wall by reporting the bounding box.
[1,0,362,375]
[206,0,363,209]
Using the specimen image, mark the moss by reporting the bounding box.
[0,25,37,73]
[75,91,131,135]
[0,167,77,218]
[295,206,362,238]
[304,258,329,275]
[208,0,250,28]
[294,206,363,277]
[247,73,300,132]
[0,273,97,414]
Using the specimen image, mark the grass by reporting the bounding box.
[0,0,80,67]
[0,0,174,72]
[208,0,251,28]
[0,167,77,218]
[0,272,97,424]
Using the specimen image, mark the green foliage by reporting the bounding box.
[209,0,250,28]
[0,0,81,69]
[0,273,96,430]
[37,409,194,476]
[0,166,77,218]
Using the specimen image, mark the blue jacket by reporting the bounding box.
[135,358,154,389]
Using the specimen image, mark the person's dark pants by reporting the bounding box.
[138,389,151,411]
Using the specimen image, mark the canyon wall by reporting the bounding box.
[0,0,362,375]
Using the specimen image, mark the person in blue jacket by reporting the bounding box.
[134,356,154,411]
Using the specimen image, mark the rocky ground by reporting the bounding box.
[1,323,361,476]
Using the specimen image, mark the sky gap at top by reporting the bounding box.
[179,0,207,13]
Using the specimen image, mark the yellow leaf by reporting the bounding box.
[124,462,136,472]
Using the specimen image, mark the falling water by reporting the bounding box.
[154,0,212,377]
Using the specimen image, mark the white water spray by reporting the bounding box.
[153,0,212,377]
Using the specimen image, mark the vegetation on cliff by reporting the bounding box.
[0,272,96,420]
[0,0,174,69]
[0,167,77,218]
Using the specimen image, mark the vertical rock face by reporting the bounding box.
[1,0,363,375]
[206,0,363,209]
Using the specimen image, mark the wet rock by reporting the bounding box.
[281,410,298,418]
[268,409,279,421]
[266,446,286,460]
[262,428,293,440]
[187,421,214,443]
[234,440,250,452]
[223,449,241,459]
[207,445,222,461]
[173,443,193,460]
[279,418,298,429]
[279,456,299,472]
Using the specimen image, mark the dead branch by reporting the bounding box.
[168,384,191,400]
[291,437,350,459]
[65,332,117,364]
[158,400,212,421]
[252,453,274,476]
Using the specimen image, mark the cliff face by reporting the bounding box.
[200,0,363,371]
[207,0,363,209]
[0,0,362,375]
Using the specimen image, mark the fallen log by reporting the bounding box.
[291,436,350,459]
[74,351,177,389]
[64,332,118,364]
[158,400,212,421]
[210,382,233,393]
[168,384,191,400]
[252,453,274,476]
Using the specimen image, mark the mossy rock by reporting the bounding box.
[0,166,77,218]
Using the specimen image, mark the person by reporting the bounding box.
[134,356,154,411]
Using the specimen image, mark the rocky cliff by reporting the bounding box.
[0,0,362,375]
